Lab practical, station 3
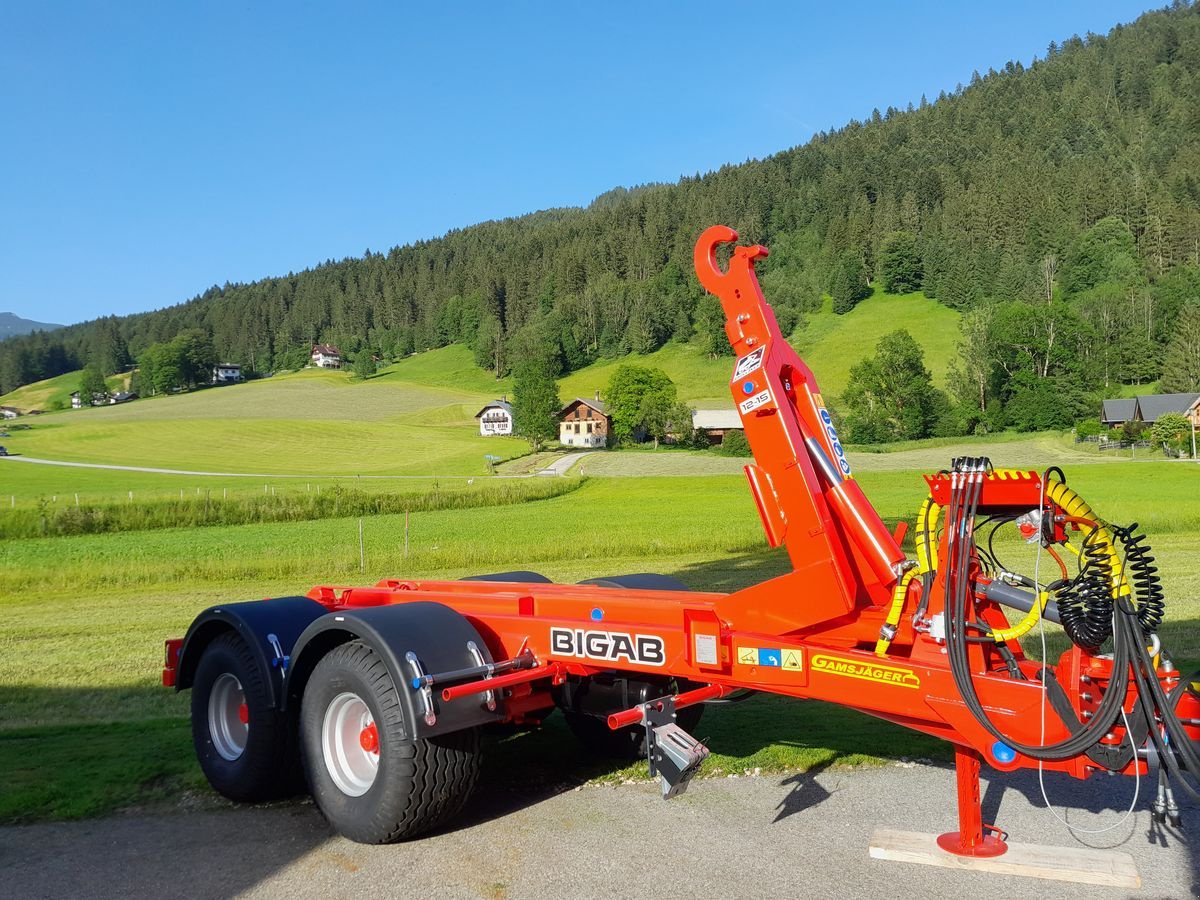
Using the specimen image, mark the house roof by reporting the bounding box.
[561,397,608,417]
[692,408,742,430]
[474,400,512,418]
[1101,398,1136,424]
[215,362,241,369]
[0,405,19,413]
[311,343,342,356]
[1135,392,1200,423]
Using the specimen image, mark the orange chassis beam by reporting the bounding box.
[306,575,1107,781]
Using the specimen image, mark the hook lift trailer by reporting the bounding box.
[164,226,1199,879]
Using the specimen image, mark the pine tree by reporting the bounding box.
[1160,303,1200,392]
[880,231,923,293]
[831,251,870,314]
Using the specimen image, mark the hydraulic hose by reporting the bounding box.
[1044,480,1134,652]
[945,462,1130,761]
[1111,523,1165,635]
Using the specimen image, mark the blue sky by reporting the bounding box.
[0,1,1158,326]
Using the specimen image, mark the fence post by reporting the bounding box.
[358,518,366,571]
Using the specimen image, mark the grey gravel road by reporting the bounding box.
[537,451,590,476]
[2,762,1195,899]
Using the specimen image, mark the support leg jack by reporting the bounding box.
[937,746,1008,858]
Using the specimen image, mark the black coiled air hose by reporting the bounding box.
[1111,522,1165,635]
[1056,526,1115,653]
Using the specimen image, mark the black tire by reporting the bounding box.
[563,684,705,761]
[191,631,294,802]
[300,640,480,844]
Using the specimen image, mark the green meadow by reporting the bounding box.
[3,458,1198,823]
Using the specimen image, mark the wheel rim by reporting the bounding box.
[208,673,248,761]
[321,691,380,797]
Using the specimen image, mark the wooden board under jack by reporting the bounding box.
[868,828,1140,888]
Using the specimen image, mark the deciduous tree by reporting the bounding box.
[512,355,561,451]
[605,365,676,444]
[843,330,941,442]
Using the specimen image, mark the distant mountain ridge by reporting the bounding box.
[0,312,63,340]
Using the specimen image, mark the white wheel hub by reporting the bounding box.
[208,672,249,761]
[322,691,380,796]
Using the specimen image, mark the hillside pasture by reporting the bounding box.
[0,370,130,413]
[0,366,529,476]
[792,290,960,396]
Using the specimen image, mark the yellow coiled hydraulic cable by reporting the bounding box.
[875,478,1139,652]
[988,480,1129,644]
[1044,480,1131,601]
[875,496,940,656]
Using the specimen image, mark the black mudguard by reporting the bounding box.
[175,596,328,708]
[287,602,504,740]
[461,570,552,583]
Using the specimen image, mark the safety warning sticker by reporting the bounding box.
[693,633,718,666]
[736,646,801,671]
[739,389,772,415]
[733,347,765,379]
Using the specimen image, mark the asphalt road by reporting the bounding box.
[2,762,1195,899]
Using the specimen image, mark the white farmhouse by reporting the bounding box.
[474,399,513,436]
[311,344,343,369]
[212,363,242,384]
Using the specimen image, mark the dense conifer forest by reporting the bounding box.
[3,3,1199,432]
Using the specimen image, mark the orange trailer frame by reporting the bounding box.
[166,226,1198,854]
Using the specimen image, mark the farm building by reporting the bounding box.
[1103,393,1200,427]
[311,344,342,369]
[559,397,609,448]
[212,363,242,384]
[108,392,137,405]
[1135,392,1200,424]
[1100,398,1136,427]
[692,408,743,445]
[474,399,513,436]
[70,391,107,408]
[0,406,19,419]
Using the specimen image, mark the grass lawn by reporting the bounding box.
[2,459,1198,823]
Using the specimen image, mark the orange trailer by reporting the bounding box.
[165,226,1199,852]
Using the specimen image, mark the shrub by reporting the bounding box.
[718,430,752,457]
